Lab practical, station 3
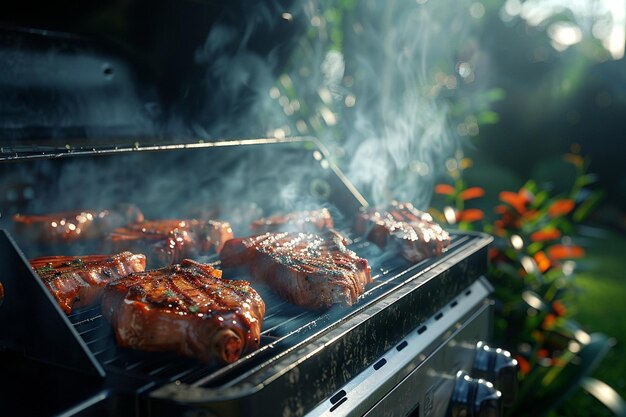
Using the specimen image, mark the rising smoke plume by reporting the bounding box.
[189,0,484,208]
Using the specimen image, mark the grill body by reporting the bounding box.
[0,138,494,417]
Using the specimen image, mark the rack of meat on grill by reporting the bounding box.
[0,138,515,417]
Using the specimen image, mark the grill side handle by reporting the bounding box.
[0,229,105,378]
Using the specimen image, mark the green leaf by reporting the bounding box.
[485,87,506,102]
[575,173,599,188]
[526,241,544,255]
[532,190,550,208]
[478,110,500,124]
[573,190,604,223]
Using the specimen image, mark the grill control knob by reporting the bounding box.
[472,341,518,406]
[449,370,502,417]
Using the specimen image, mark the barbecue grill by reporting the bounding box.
[0,22,516,417]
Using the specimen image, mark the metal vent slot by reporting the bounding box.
[330,397,348,412]
[373,358,387,370]
[330,390,347,404]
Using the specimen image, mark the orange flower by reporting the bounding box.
[552,300,567,317]
[457,208,484,223]
[542,313,557,330]
[494,205,521,229]
[530,228,561,242]
[537,348,549,358]
[564,153,584,168]
[515,355,530,375]
[548,245,585,260]
[460,187,485,200]
[522,209,541,222]
[435,184,455,196]
[494,205,508,215]
[533,251,551,273]
[499,190,529,214]
[548,199,575,218]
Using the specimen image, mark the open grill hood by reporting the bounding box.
[0,137,493,417]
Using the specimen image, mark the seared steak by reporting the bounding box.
[220,231,371,309]
[109,219,233,267]
[250,208,334,233]
[355,201,450,263]
[14,204,144,244]
[30,252,146,314]
[101,260,265,363]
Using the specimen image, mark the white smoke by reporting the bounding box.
[189,0,483,208]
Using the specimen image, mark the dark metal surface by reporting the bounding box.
[0,138,366,243]
[0,26,161,143]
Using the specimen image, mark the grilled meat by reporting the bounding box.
[355,201,450,263]
[30,252,146,314]
[14,204,144,244]
[109,219,233,267]
[101,259,265,363]
[250,208,334,234]
[220,231,371,309]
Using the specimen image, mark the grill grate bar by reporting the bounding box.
[65,233,474,388]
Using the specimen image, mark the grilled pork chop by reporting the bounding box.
[14,204,144,244]
[109,219,233,267]
[101,260,265,363]
[220,231,371,309]
[250,208,334,233]
[30,252,146,314]
[355,201,450,263]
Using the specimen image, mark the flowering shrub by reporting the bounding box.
[429,149,616,416]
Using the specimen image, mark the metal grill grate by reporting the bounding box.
[66,233,472,387]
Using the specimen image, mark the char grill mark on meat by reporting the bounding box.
[220,231,372,309]
[30,252,146,314]
[249,208,334,234]
[355,201,451,263]
[101,260,264,363]
[13,204,144,243]
[109,219,233,267]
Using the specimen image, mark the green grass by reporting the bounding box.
[556,228,626,416]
